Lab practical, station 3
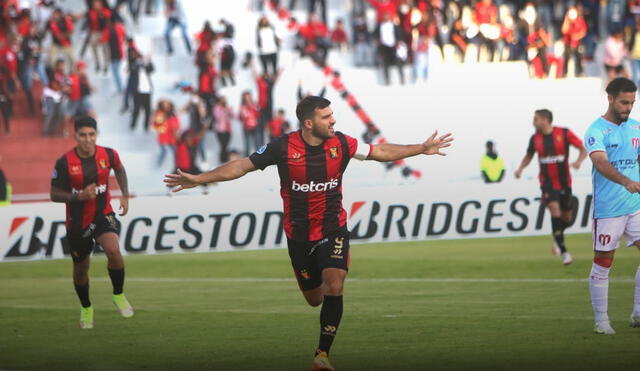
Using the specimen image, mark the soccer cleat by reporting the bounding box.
[112,293,134,318]
[551,241,561,256]
[79,306,94,329]
[562,252,573,265]
[311,351,335,371]
[630,313,640,328]
[594,320,616,334]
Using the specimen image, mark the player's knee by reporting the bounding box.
[306,296,323,307]
[324,280,344,296]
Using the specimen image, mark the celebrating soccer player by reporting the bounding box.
[164,96,453,371]
[50,116,134,329]
[515,109,587,265]
[584,77,640,334]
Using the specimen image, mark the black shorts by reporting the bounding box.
[287,226,351,292]
[66,213,120,263]
[605,64,624,74]
[541,187,573,211]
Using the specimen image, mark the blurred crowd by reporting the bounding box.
[3,0,640,184]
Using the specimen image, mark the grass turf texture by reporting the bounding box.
[1,234,638,371]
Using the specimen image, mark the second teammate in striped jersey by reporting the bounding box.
[515,109,587,265]
[164,96,454,371]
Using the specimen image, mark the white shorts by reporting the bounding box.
[593,210,640,251]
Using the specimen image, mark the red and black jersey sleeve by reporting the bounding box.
[51,156,70,191]
[526,135,536,156]
[566,128,583,148]
[107,147,123,171]
[249,141,281,170]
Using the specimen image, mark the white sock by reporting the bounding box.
[634,265,640,316]
[589,262,610,323]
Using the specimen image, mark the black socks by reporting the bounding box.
[318,295,343,354]
[108,268,125,295]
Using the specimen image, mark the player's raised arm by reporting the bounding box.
[589,151,640,193]
[164,157,257,192]
[366,130,453,162]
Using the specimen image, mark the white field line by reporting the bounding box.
[31,277,635,284]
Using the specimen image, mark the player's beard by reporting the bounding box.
[312,125,333,140]
[614,109,630,123]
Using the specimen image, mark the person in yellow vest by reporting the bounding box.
[480,140,505,183]
[0,164,10,206]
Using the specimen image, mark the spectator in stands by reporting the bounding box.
[121,37,138,112]
[101,15,126,93]
[174,130,207,193]
[629,16,640,85]
[85,0,111,73]
[0,36,18,112]
[352,12,373,66]
[219,18,234,39]
[413,34,429,83]
[164,0,192,55]
[18,22,46,114]
[0,160,9,206]
[527,20,551,78]
[474,0,499,62]
[604,29,629,82]
[367,0,400,24]
[330,18,348,51]
[197,48,217,129]
[561,5,587,78]
[181,89,206,162]
[217,25,236,87]
[309,0,327,25]
[252,62,281,147]
[238,90,260,156]
[153,99,180,167]
[256,16,280,75]
[129,49,154,132]
[195,21,216,70]
[65,61,95,125]
[374,12,405,85]
[48,8,75,68]
[213,95,233,163]
[268,108,290,140]
[42,78,65,136]
[480,140,505,183]
[0,73,11,134]
[449,19,468,62]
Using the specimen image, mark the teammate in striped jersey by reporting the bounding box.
[165,96,453,371]
[50,116,133,329]
[515,109,587,265]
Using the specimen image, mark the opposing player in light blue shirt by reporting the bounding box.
[584,77,640,335]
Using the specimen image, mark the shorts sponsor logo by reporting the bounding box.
[598,234,611,246]
[331,237,344,259]
[300,269,311,280]
[256,145,267,154]
[291,179,339,193]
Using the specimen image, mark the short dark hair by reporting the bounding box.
[534,109,553,123]
[74,116,97,131]
[296,96,331,123]
[606,77,637,98]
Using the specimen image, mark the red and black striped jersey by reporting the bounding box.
[51,146,122,233]
[250,130,372,242]
[527,126,583,190]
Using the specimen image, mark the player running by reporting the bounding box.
[515,109,587,265]
[164,96,453,371]
[584,77,640,334]
[50,116,133,329]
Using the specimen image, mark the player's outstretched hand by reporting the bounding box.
[119,197,129,216]
[422,130,454,156]
[164,169,200,192]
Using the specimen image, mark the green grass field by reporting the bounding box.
[1,234,639,371]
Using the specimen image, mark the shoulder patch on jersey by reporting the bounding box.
[52,169,57,179]
[256,144,267,154]
[587,137,595,146]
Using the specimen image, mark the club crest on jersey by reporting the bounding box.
[632,138,639,149]
[70,165,81,175]
[329,147,338,159]
[99,159,107,169]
